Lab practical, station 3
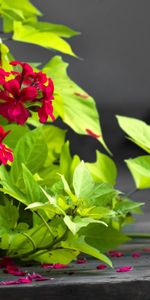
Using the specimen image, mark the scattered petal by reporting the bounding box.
[108,251,124,257]
[132,252,141,258]
[143,248,150,252]
[76,258,87,264]
[96,264,107,270]
[116,266,133,273]
[53,264,68,269]
[41,264,53,269]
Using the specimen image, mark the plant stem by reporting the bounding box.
[35,211,55,239]
[21,232,36,251]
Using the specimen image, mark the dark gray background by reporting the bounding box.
[6,0,150,228]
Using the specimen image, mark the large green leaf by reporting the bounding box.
[0,200,19,236]
[3,124,29,150]
[73,161,94,198]
[41,125,66,166]
[1,0,41,32]
[125,155,150,189]
[13,22,76,57]
[115,198,144,214]
[10,127,48,187]
[64,215,106,235]
[117,115,150,153]
[62,233,112,266]
[0,42,13,71]
[29,249,79,264]
[1,0,41,17]
[86,150,117,186]
[22,164,47,204]
[28,21,79,38]
[80,223,130,253]
[0,165,27,205]
[43,56,109,152]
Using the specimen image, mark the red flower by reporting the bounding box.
[0,61,55,124]
[0,68,10,85]
[0,79,37,124]
[38,79,55,123]
[0,126,13,165]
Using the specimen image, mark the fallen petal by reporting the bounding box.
[116,266,133,272]
[96,264,107,270]
[76,258,87,264]
[132,252,141,258]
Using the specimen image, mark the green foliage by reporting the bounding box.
[126,156,150,189]
[0,0,143,266]
[43,56,108,151]
[117,115,150,153]
[86,150,117,185]
[0,129,142,264]
[13,21,77,57]
[117,115,150,189]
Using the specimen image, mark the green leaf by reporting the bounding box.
[22,164,47,204]
[80,223,130,253]
[115,198,144,214]
[0,42,13,71]
[0,165,27,205]
[73,161,94,198]
[29,21,79,38]
[0,200,19,236]
[10,127,48,187]
[125,155,150,189]
[64,215,106,235]
[41,188,66,216]
[86,150,117,185]
[41,125,66,166]
[3,124,28,150]
[59,174,77,204]
[80,182,117,207]
[13,22,76,57]
[43,56,109,152]
[77,206,114,219]
[59,142,72,181]
[29,249,79,264]
[62,233,112,266]
[117,115,150,153]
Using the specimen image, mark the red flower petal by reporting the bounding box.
[132,252,141,258]
[143,247,150,252]
[0,256,15,268]
[0,143,13,165]
[76,258,87,264]
[108,251,124,258]
[96,264,107,270]
[18,277,32,284]
[0,126,11,143]
[116,266,133,272]
[52,264,68,269]
[4,79,20,98]
[41,264,53,269]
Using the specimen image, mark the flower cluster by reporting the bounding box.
[0,61,55,125]
[0,61,55,166]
